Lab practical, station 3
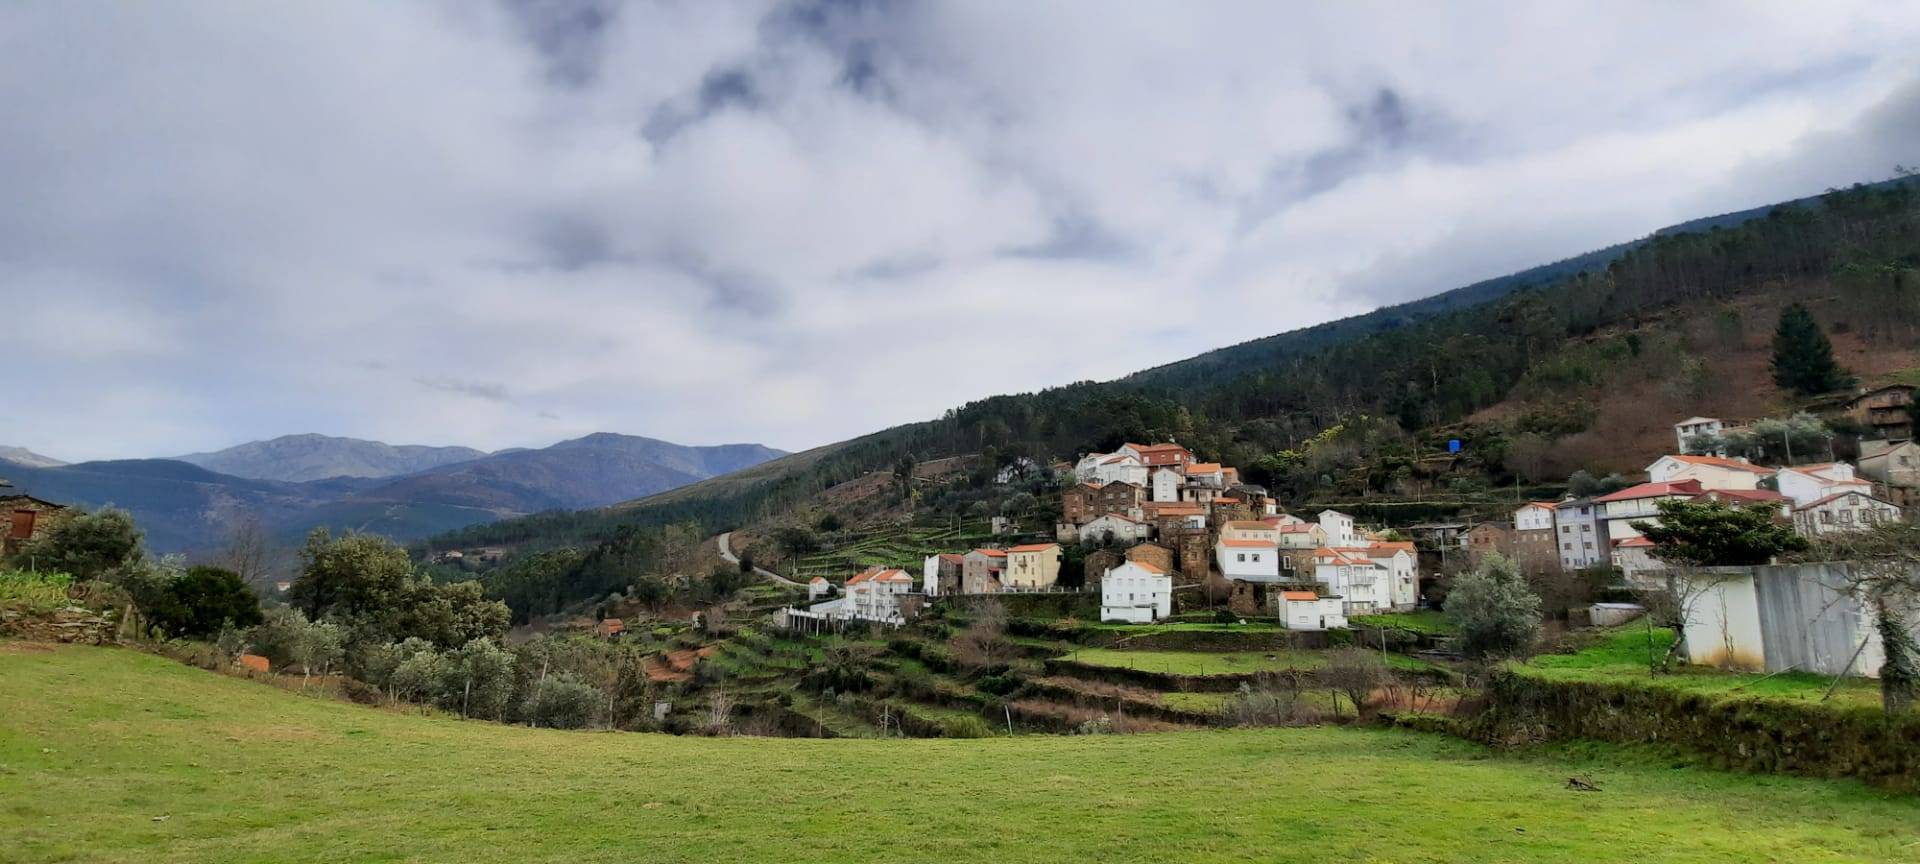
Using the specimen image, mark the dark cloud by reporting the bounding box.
[502,0,619,86]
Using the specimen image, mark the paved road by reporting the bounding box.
[716,531,803,587]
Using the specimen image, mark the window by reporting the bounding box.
[1236,553,1246,562]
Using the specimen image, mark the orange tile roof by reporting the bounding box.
[1226,520,1273,529]
[1369,541,1415,554]
[938,553,966,563]
[1136,443,1189,453]
[1519,502,1556,510]
[1007,543,1059,553]
[1594,479,1705,503]
[1188,462,1223,473]
[1220,538,1278,548]
[1123,560,1166,574]
[1281,590,1319,601]
[972,548,1007,557]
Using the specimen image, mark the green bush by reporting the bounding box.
[523,673,600,729]
[940,714,993,738]
[0,569,75,613]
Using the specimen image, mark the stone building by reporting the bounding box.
[2,493,69,557]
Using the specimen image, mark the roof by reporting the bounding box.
[1796,489,1897,510]
[971,548,1007,557]
[1135,443,1190,453]
[1122,560,1166,574]
[1518,502,1556,511]
[1368,541,1415,554]
[1280,590,1319,601]
[1691,489,1787,504]
[849,567,912,585]
[937,553,966,563]
[1674,416,1722,426]
[1220,538,1279,548]
[1659,454,1773,474]
[1277,523,1320,534]
[1226,520,1272,530]
[1087,512,1144,524]
[1614,537,1655,549]
[1007,543,1058,553]
[1313,547,1380,566]
[809,576,829,584]
[1594,479,1705,503]
[1188,462,1223,473]
[0,494,66,508]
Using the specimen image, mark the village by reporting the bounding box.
[775,383,1920,682]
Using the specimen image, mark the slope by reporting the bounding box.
[0,446,65,469]
[4,645,1915,864]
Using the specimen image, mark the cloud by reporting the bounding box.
[1,1,1918,461]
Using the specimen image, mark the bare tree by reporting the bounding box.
[705,691,736,735]
[218,516,275,588]
[1320,648,1387,718]
[951,599,1011,669]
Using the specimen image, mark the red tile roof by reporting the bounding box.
[1281,590,1319,601]
[1007,543,1059,553]
[1614,537,1655,548]
[971,548,1007,558]
[1594,479,1704,503]
[1690,489,1787,504]
[1220,538,1278,548]
[1123,560,1166,574]
[1796,489,1895,510]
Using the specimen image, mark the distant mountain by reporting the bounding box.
[3,434,786,553]
[0,446,66,469]
[175,434,489,483]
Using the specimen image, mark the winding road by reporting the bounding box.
[716,531,803,587]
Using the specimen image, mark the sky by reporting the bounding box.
[4,1,1920,462]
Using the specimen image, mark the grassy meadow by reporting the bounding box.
[1520,628,1886,709]
[1067,646,1434,675]
[4,642,1919,863]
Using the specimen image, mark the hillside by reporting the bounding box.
[174,433,488,482]
[4,645,1914,864]
[436,177,1920,575]
[0,446,65,469]
[3,434,787,553]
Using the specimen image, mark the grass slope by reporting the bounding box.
[1521,628,1886,710]
[4,644,1917,863]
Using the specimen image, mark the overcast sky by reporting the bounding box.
[4,1,1919,462]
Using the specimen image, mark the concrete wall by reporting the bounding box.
[1682,563,1916,678]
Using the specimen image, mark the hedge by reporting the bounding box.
[1476,672,1920,793]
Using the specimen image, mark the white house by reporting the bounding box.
[1186,462,1226,488]
[807,576,831,601]
[1278,590,1348,631]
[1773,463,1873,507]
[1553,497,1604,570]
[1514,502,1555,532]
[1216,536,1281,582]
[1089,454,1150,487]
[846,567,915,622]
[1317,510,1357,546]
[1080,512,1151,545]
[1073,452,1110,482]
[1594,479,1706,560]
[1365,542,1420,610]
[1646,454,1772,491]
[1150,468,1183,503]
[1274,521,1328,550]
[1100,561,1173,623]
[1312,548,1390,612]
[1673,416,1725,453]
[1793,490,1903,537]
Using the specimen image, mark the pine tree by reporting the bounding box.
[1770,302,1854,395]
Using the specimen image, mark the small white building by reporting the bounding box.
[1773,463,1874,508]
[807,576,831,601]
[1278,590,1348,631]
[1088,454,1150,487]
[846,567,915,622]
[1611,537,1666,586]
[1646,454,1772,491]
[1673,416,1725,453]
[1793,490,1903,537]
[1150,468,1183,503]
[1366,542,1420,610]
[1513,502,1555,532]
[1217,537,1281,582]
[1317,509,1358,546]
[1080,513,1151,545]
[1100,561,1172,623]
[1312,548,1390,613]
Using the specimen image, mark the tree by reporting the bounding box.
[1770,302,1854,395]
[1445,554,1542,660]
[216,517,275,589]
[951,600,1011,669]
[1632,500,1807,567]
[524,673,600,729]
[146,565,263,639]
[286,529,413,622]
[17,507,144,581]
[444,638,517,720]
[1320,648,1387,717]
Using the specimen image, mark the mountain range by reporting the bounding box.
[0,434,784,553]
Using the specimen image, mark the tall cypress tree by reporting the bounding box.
[1770,302,1854,395]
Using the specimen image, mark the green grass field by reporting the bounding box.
[1351,609,1455,635]
[1520,628,1885,709]
[4,643,1918,863]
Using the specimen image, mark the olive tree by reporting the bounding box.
[1445,553,1542,661]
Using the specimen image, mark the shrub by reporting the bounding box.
[975,675,1019,696]
[1225,679,1318,727]
[0,569,75,614]
[144,566,262,639]
[524,673,600,729]
[941,714,993,738]
[1446,554,1542,661]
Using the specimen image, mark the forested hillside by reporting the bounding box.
[431,177,1920,614]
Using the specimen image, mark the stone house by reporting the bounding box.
[1063,481,1143,525]
[961,549,1006,594]
[921,553,965,596]
[1838,385,1916,441]
[2,493,69,557]
[1125,542,1175,575]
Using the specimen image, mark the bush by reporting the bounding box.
[1445,554,1542,660]
[145,566,262,639]
[524,673,600,729]
[0,569,75,613]
[941,714,993,738]
[975,675,1019,696]
[1225,678,1319,727]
